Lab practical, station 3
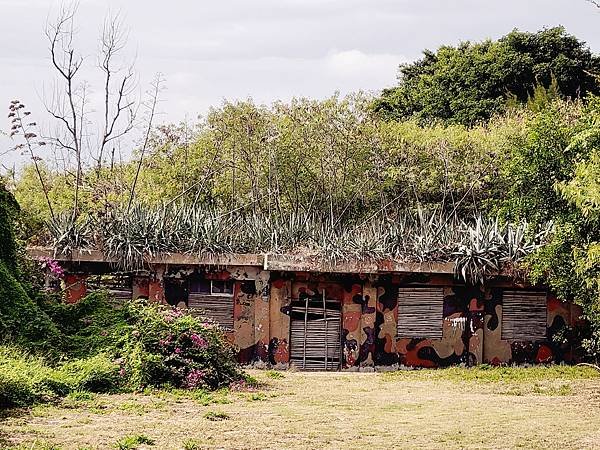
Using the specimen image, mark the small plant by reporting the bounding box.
[203,410,230,421]
[115,434,155,450]
[245,392,267,401]
[182,439,201,450]
[265,370,284,379]
[66,390,95,401]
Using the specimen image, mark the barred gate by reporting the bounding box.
[290,286,341,371]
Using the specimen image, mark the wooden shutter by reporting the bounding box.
[397,287,444,339]
[188,294,234,330]
[501,290,547,341]
[290,293,341,371]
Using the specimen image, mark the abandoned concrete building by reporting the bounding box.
[30,248,587,370]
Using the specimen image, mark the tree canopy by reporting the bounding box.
[373,27,600,125]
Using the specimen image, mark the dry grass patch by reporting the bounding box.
[1,367,599,449]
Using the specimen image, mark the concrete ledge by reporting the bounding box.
[264,253,455,274]
[28,247,265,267]
[28,247,456,274]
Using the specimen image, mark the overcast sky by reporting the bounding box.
[2,0,600,169]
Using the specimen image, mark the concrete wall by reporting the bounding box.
[60,265,587,369]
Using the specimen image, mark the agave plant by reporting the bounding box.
[47,212,91,256]
[44,201,553,283]
[453,217,554,284]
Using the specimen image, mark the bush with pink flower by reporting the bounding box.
[116,301,242,390]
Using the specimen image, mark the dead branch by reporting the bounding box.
[8,101,56,220]
[44,2,84,219]
[127,73,165,212]
[97,13,137,175]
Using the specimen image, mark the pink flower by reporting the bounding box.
[190,333,208,349]
[41,257,65,278]
[174,347,182,354]
[119,368,126,377]
[165,308,184,323]
[184,369,205,388]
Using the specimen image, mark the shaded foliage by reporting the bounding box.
[373,27,600,125]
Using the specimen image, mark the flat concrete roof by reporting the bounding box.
[28,247,456,275]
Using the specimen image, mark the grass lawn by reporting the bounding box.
[1,366,600,449]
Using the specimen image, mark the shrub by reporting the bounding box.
[0,346,123,408]
[42,291,129,359]
[0,297,242,408]
[60,353,122,393]
[0,346,66,407]
[0,184,60,354]
[116,301,242,390]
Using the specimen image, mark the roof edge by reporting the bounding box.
[28,247,456,274]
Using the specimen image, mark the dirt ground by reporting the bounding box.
[2,368,600,450]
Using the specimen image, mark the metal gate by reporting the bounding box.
[290,285,341,371]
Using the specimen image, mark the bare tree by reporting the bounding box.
[43,2,138,220]
[586,0,600,8]
[127,73,165,212]
[97,13,137,176]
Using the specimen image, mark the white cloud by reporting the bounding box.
[2,0,600,170]
[326,50,404,83]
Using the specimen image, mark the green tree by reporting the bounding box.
[374,27,600,125]
[497,97,600,359]
[0,183,60,351]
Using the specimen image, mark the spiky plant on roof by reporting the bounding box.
[46,203,552,282]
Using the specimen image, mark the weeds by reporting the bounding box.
[380,365,600,383]
[264,370,284,379]
[182,439,201,450]
[115,434,155,449]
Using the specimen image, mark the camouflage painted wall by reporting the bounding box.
[483,290,586,365]
[57,263,587,368]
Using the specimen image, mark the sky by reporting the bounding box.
[1,0,600,170]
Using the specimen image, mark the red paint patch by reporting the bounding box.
[547,294,565,312]
[271,278,285,289]
[469,298,484,312]
[536,345,554,363]
[402,340,436,368]
[148,280,165,304]
[490,357,503,366]
[273,339,289,364]
[343,311,361,332]
[205,270,231,281]
[65,274,87,304]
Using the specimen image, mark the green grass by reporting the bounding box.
[151,387,231,406]
[264,370,285,379]
[0,346,121,408]
[245,392,268,401]
[114,434,155,449]
[380,365,600,383]
[3,370,600,449]
[181,439,201,450]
